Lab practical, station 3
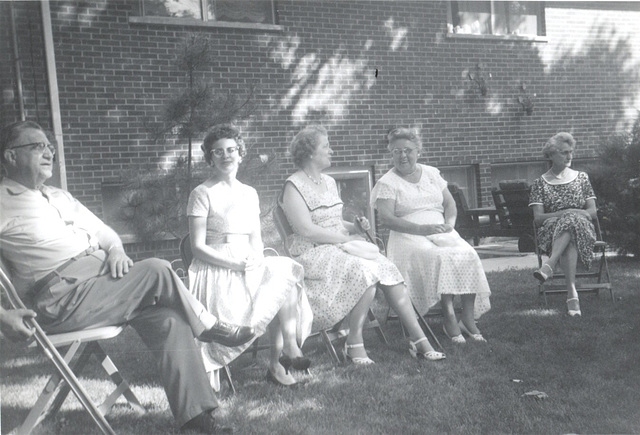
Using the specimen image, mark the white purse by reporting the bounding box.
[426,231,461,247]
[338,240,380,260]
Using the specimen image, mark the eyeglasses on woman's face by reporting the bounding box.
[391,147,416,156]
[554,149,574,157]
[9,141,56,156]
[210,146,239,158]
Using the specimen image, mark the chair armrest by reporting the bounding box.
[466,207,498,217]
[465,208,499,226]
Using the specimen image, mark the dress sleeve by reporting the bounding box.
[580,172,596,201]
[187,185,209,217]
[248,186,261,216]
[528,178,544,206]
[370,175,397,208]
[432,167,448,191]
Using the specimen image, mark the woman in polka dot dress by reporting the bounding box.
[282,125,445,364]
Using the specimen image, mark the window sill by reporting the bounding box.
[129,16,282,32]
[445,32,548,43]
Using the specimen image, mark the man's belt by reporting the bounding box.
[29,246,100,298]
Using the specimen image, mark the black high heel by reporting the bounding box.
[278,354,311,374]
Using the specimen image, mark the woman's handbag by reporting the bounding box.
[338,240,380,260]
[426,231,461,248]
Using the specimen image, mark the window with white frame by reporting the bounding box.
[447,1,545,37]
[439,165,479,208]
[141,0,277,25]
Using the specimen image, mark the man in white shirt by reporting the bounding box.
[0,120,254,433]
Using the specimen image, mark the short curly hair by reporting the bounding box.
[289,125,328,168]
[386,127,422,152]
[201,124,247,165]
[542,132,576,159]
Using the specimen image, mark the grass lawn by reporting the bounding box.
[1,256,639,434]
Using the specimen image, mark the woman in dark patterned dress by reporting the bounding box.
[529,132,598,317]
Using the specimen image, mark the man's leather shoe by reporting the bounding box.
[198,320,255,347]
[180,410,233,434]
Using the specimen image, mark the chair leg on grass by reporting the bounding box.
[320,330,342,365]
[367,309,388,345]
[414,307,444,353]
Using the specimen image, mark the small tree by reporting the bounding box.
[144,33,255,183]
[119,34,277,243]
[589,115,640,257]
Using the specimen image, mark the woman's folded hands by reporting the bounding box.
[420,223,454,236]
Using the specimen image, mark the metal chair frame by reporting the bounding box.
[0,263,145,435]
[272,200,393,365]
[532,217,614,304]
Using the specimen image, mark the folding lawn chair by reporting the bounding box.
[272,200,390,365]
[533,216,613,304]
[0,260,145,435]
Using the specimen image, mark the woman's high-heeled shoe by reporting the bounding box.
[279,354,311,374]
[443,324,466,344]
[458,320,486,342]
[567,298,582,317]
[343,342,375,365]
[533,263,553,283]
[265,369,297,388]
[408,337,446,361]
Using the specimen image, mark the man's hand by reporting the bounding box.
[0,308,37,342]
[101,246,134,278]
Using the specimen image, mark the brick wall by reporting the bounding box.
[2,0,639,260]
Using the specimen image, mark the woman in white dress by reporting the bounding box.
[188,124,313,387]
[371,127,491,344]
[282,125,445,364]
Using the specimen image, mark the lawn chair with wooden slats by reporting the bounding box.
[273,200,391,365]
[533,216,613,304]
[448,184,500,246]
[0,259,145,435]
[491,181,535,252]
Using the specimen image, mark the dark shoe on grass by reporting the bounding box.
[180,410,233,434]
[198,320,255,347]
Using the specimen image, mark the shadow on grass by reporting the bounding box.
[2,257,639,434]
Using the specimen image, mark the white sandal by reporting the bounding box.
[458,320,487,342]
[409,337,446,361]
[343,342,375,365]
[443,324,466,344]
[567,298,582,317]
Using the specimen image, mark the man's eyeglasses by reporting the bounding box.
[391,148,416,156]
[210,146,239,158]
[9,142,56,156]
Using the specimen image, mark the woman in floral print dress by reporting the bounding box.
[529,132,598,317]
[282,125,445,364]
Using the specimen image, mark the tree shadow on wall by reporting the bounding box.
[262,7,639,161]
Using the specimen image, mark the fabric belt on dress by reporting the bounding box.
[28,246,100,299]
[206,234,250,244]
